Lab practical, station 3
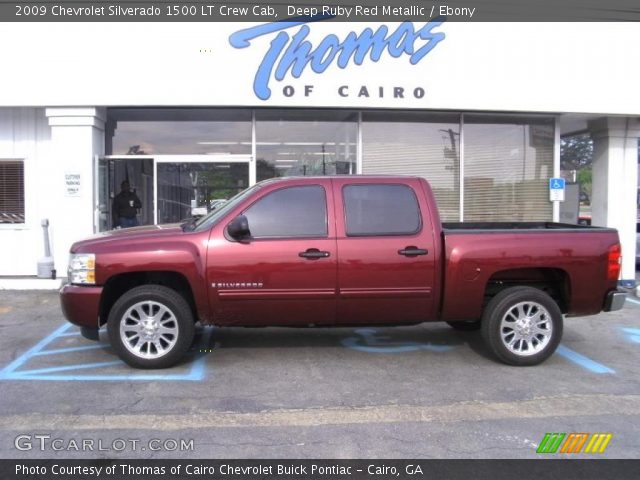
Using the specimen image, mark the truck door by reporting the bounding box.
[207,180,337,326]
[333,178,437,324]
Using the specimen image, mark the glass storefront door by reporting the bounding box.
[97,155,251,231]
[96,157,154,231]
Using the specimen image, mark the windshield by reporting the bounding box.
[193,184,262,232]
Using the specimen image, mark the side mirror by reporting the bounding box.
[227,215,250,239]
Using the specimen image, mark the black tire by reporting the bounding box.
[446,320,481,331]
[481,286,563,366]
[107,285,195,369]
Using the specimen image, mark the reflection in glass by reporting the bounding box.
[464,116,554,222]
[255,110,357,181]
[560,132,592,223]
[108,109,252,155]
[243,186,328,238]
[344,184,421,236]
[157,163,249,224]
[362,111,461,221]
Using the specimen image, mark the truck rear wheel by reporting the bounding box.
[107,285,195,369]
[481,286,562,366]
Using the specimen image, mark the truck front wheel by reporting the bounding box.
[481,286,563,366]
[107,285,195,369]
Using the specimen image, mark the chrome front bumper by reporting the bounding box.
[604,290,627,312]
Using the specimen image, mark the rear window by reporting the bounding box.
[343,184,422,236]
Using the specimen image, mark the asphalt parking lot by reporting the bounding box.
[0,289,639,459]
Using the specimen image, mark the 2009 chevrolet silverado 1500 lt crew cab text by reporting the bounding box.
[60,176,626,369]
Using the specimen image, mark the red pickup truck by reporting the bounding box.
[60,176,625,369]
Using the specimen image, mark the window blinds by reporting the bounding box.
[0,161,24,223]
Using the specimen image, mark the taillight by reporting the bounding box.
[607,244,622,281]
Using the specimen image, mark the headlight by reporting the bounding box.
[67,253,96,285]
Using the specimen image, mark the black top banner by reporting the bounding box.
[4,0,640,22]
[3,459,640,480]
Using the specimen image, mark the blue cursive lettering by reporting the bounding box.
[229,19,446,100]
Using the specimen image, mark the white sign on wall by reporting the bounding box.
[0,22,639,115]
[64,172,81,196]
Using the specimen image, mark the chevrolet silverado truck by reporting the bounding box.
[60,176,626,369]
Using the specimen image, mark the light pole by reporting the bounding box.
[322,143,326,176]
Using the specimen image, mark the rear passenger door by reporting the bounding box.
[333,178,437,324]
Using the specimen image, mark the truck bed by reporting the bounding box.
[439,221,620,321]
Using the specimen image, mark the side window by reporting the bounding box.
[243,185,327,238]
[344,184,421,236]
[0,160,25,224]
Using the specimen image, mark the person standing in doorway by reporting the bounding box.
[112,181,142,228]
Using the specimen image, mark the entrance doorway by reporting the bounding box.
[97,155,251,232]
[97,157,154,231]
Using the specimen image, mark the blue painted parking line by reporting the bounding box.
[556,345,615,374]
[15,361,123,376]
[620,327,640,344]
[14,372,206,382]
[625,296,640,306]
[33,344,106,356]
[0,323,71,375]
[0,323,213,382]
[57,331,82,337]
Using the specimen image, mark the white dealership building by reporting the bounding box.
[0,21,638,285]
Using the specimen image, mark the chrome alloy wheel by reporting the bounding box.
[119,301,179,359]
[499,301,553,356]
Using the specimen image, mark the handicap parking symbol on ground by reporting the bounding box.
[0,323,212,381]
[341,328,454,353]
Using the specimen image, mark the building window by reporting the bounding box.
[0,160,25,224]
[361,111,461,222]
[107,109,252,155]
[464,115,554,222]
[255,109,358,181]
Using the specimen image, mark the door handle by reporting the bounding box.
[299,248,331,259]
[398,246,428,257]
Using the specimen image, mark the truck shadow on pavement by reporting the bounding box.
[211,325,465,352]
[0,321,619,381]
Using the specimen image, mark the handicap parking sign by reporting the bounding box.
[549,177,565,201]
